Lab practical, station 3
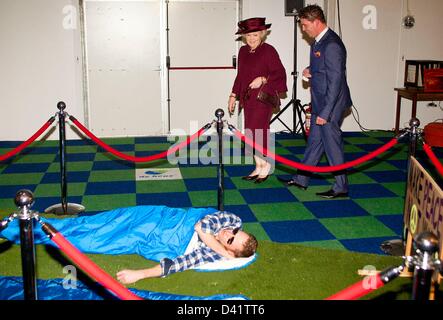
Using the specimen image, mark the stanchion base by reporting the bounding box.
[44,203,85,215]
[380,239,405,256]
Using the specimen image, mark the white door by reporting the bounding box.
[83,0,163,137]
[167,0,239,134]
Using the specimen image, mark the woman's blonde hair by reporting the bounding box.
[241,30,268,44]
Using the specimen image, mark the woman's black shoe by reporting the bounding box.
[254,175,269,184]
[242,175,258,181]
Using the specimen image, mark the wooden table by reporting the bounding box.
[394,88,443,133]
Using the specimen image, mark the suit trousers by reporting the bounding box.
[292,112,348,193]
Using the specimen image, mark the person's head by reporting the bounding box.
[298,4,327,39]
[235,17,271,48]
[218,227,258,258]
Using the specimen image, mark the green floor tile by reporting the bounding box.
[344,137,384,144]
[47,161,94,172]
[277,139,307,147]
[66,145,98,154]
[344,144,365,153]
[320,216,397,239]
[180,167,218,179]
[274,147,294,155]
[100,137,135,145]
[136,180,187,193]
[89,170,134,182]
[355,161,399,172]
[0,199,18,216]
[295,240,347,251]
[189,190,245,207]
[14,154,56,164]
[381,182,406,197]
[0,173,44,185]
[94,152,135,162]
[347,172,376,184]
[241,222,270,241]
[135,160,176,169]
[249,202,315,221]
[363,131,395,138]
[30,140,59,147]
[289,185,343,202]
[231,176,288,189]
[135,143,171,152]
[34,183,86,197]
[82,194,136,211]
[354,198,405,215]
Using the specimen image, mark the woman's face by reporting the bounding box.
[245,31,262,49]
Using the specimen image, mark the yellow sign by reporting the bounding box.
[404,157,443,261]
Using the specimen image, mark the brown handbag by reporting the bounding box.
[257,83,281,113]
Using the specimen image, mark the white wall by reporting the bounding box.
[0,0,84,140]
[0,0,442,140]
[335,0,443,131]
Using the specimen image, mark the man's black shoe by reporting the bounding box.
[316,189,349,199]
[277,176,307,190]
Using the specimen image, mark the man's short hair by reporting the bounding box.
[236,232,258,258]
[298,4,326,23]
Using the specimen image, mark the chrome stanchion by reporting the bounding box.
[45,101,85,215]
[215,109,225,212]
[15,189,38,300]
[409,232,440,300]
[381,118,420,256]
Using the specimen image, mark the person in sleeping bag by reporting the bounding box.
[116,211,258,284]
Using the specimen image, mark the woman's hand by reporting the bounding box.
[249,76,266,89]
[228,94,236,115]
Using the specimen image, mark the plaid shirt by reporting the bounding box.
[160,211,242,277]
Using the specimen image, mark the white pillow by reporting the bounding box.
[184,232,257,272]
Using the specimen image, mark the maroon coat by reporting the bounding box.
[232,42,287,151]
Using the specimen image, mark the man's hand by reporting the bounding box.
[116,269,145,285]
[316,116,327,126]
[302,68,312,79]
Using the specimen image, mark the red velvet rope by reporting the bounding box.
[325,274,384,300]
[231,127,399,173]
[50,231,142,300]
[70,116,210,163]
[423,143,443,177]
[0,117,55,162]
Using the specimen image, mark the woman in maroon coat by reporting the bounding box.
[228,17,287,183]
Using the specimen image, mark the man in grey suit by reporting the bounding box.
[278,4,353,199]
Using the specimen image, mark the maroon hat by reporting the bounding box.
[235,17,272,35]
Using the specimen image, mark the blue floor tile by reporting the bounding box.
[0,185,37,199]
[85,181,135,195]
[223,205,257,223]
[184,177,236,191]
[98,144,134,153]
[136,192,192,207]
[349,184,397,199]
[262,220,335,242]
[240,188,298,204]
[55,153,96,162]
[340,236,401,255]
[2,163,50,174]
[224,165,256,177]
[365,170,407,183]
[92,161,134,171]
[303,200,369,219]
[376,215,404,235]
[41,171,90,183]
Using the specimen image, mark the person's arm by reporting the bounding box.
[263,45,287,94]
[318,42,346,121]
[116,264,162,285]
[194,222,235,259]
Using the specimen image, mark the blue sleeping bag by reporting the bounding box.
[0,205,217,261]
[0,276,248,300]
